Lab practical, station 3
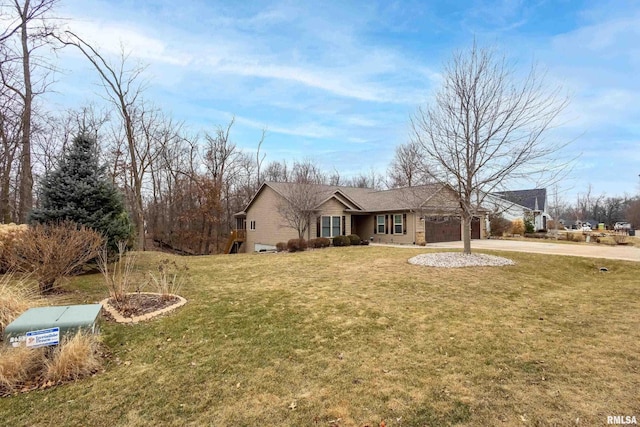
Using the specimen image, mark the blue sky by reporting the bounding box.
[49,0,640,200]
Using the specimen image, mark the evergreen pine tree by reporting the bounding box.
[29,134,133,250]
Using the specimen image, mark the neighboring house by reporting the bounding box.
[486,188,551,232]
[230,182,487,253]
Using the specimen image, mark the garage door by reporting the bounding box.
[425,217,461,243]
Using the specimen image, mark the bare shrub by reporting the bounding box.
[489,214,511,237]
[0,272,40,337]
[332,235,351,247]
[347,234,362,245]
[308,237,331,249]
[44,332,102,383]
[0,346,46,394]
[567,232,584,242]
[148,258,188,301]
[98,241,137,305]
[9,222,104,294]
[510,219,525,236]
[275,242,287,252]
[287,238,307,252]
[613,234,628,245]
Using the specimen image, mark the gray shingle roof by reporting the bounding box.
[492,189,547,212]
[259,182,460,213]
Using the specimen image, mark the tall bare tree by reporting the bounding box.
[58,31,152,249]
[411,42,569,254]
[0,77,22,222]
[387,141,429,188]
[1,0,58,222]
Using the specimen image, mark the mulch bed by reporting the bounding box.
[105,293,180,319]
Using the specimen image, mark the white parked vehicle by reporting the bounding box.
[581,223,592,232]
[614,222,631,231]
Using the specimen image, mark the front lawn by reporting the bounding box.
[1,246,638,426]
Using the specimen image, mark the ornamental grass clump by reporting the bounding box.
[0,346,46,394]
[98,241,137,305]
[0,272,40,337]
[510,218,525,236]
[44,332,102,383]
[148,258,189,301]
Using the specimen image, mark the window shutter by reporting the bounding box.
[403,213,407,234]
[342,216,346,235]
[316,216,320,237]
[385,215,389,234]
[374,217,377,235]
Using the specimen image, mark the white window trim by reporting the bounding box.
[393,214,403,235]
[249,220,256,231]
[376,215,385,234]
[321,215,342,238]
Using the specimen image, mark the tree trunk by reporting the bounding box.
[462,214,472,254]
[0,148,16,223]
[18,0,33,223]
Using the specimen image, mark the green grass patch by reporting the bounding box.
[1,246,638,426]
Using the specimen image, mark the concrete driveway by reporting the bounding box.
[423,239,640,262]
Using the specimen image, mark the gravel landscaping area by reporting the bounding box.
[408,252,516,268]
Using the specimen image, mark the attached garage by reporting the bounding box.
[424,217,461,243]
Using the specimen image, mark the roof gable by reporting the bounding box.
[237,181,461,215]
[493,189,547,212]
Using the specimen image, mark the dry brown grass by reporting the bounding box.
[0,224,27,273]
[0,346,46,394]
[45,332,102,383]
[0,272,40,337]
[98,241,138,304]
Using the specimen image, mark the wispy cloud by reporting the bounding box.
[47,0,640,197]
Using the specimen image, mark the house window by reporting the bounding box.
[321,216,331,237]
[394,214,403,234]
[321,216,341,238]
[332,216,341,237]
[249,220,256,231]
[376,215,385,234]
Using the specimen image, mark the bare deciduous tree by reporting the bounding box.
[387,141,429,188]
[411,42,569,254]
[276,160,326,239]
[58,31,155,249]
[276,182,320,240]
[1,0,59,222]
[263,160,289,182]
[625,198,640,229]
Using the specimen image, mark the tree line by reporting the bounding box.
[0,0,429,255]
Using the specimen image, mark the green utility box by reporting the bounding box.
[4,304,102,348]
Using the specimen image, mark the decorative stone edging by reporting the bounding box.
[99,292,187,324]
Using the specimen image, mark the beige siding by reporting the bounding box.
[244,186,299,252]
[244,191,355,252]
[311,198,351,238]
[370,212,417,244]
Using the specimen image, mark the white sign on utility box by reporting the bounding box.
[25,327,60,348]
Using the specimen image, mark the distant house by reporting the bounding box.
[486,188,551,232]
[228,182,487,253]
